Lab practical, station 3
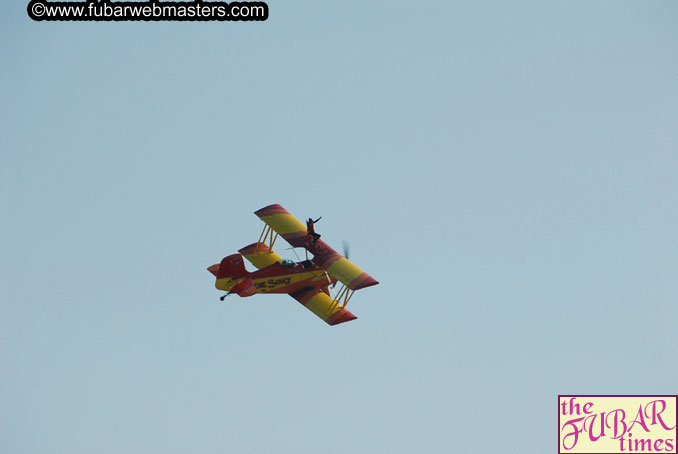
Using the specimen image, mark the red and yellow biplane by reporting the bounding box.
[207,204,379,326]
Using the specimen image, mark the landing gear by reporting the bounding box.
[219,291,233,301]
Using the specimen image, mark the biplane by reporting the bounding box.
[207,204,378,325]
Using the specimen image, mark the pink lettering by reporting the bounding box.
[561,417,585,450]
[628,405,650,433]
[584,413,607,441]
[606,408,628,439]
[645,400,676,431]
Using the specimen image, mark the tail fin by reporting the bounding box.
[215,254,248,279]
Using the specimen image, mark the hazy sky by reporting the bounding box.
[2,1,677,453]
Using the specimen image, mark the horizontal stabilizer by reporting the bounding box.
[231,277,257,297]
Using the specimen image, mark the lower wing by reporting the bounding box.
[289,288,357,326]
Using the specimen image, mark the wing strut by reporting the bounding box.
[330,284,355,312]
[255,224,279,254]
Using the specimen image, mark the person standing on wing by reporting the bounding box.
[306,217,322,248]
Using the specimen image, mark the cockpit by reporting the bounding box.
[281,259,296,268]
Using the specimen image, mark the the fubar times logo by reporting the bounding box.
[559,396,677,453]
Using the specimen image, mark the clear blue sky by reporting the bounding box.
[1,1,677,453]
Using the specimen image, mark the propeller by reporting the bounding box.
[342,240,350,260]
[331,241,351,290]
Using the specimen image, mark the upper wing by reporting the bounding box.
[314,252,379,290]
[289,288,357,326]
[254,204,307,248]
[255,203,378,290]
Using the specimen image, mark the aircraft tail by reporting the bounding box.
[210,254,249,279]
[208,254,258,296]
[230,277,257,297]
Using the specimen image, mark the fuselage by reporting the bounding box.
[215,260,336,295]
